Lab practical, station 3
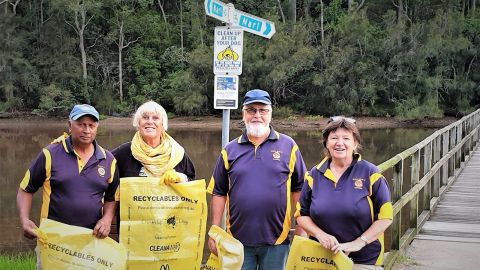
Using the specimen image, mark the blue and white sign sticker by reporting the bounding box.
[204,0,229,23]
[214,26,243,75]
[205,0,276,39]
[233,9,275,39]
[214,75,239,109]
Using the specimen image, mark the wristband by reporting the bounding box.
[360,235,369,245]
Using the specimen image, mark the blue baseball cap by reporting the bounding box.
[243,89,272,105]
[69,104,100,121]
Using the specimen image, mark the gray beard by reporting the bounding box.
[245,123,269,137]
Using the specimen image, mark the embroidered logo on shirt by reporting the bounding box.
[353,178,365,189]
[97,166,106,177]
[271,150,282,161]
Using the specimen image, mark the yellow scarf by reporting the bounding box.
[130,131,185,177]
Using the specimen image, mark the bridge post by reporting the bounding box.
[441,132,449,186]
[475,113,480,145]
[448,128,455,178]
[391,161,403,250]
[459,122,465,162]
[423,143,432,211]
[455,124,462,169]
[410,150,420,230]
[432,136,441,197]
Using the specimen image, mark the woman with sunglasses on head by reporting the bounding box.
[296,116,393,270]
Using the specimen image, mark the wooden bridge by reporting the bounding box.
[380,109,480,269]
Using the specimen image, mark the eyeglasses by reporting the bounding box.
[244,108,271,116]
[328,116,356,124]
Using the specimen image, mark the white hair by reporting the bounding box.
[132,101,168,131]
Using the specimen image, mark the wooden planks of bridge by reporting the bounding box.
[393,148,480,270]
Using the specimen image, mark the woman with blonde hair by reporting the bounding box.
[112,100,195,181]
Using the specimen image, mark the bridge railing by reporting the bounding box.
[381,109,480,270]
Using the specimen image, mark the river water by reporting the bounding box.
[0,119,435,253]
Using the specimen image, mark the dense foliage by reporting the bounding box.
[1,0,479,118]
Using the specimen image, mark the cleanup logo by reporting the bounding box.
[150,242,181,253]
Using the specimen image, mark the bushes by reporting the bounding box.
[33,84,76,117]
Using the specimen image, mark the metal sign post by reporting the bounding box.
[205,0,276,228]
[206,0,275,148]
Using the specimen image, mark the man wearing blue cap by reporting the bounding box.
[16,104,119,268]
[208,90,307,270]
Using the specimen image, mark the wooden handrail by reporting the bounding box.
[380,109,480,270]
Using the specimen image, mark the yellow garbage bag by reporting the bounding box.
[285,235,353,270]
[36,218,127,270]
[207,225,244,270]
[202,253,220,270]
[120,177,207,270]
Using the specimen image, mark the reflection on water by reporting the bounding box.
[0,119,435,253]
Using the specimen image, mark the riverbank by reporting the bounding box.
[0,114,459,130]
[101,115,458,130]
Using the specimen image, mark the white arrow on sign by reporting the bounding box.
[204,0,229,24]
[233,10,275,39]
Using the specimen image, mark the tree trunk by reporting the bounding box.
[356,0,365,11]
[118,21,124,103]
[40,0,44,22]
[179,0,183,53]
[80,32,88,83]
[320,0,324,44]
[276,0,285,24]
[289,0,296,23]
[11,0,20,14]
[303,0,310,19]
[2,1,6,15]
[156,0,167,24]
[156,0,169,38]
[196,1,203,45]
[396,0,403,25]
[74,0,89,98]
[472,0,476,11]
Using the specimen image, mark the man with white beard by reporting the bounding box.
[207,89,307,270]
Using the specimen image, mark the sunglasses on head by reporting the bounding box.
[328,116,356,124]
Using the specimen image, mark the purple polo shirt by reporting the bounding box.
[20,136,119,229]
[208,128,307,246]
[297,154,393,265]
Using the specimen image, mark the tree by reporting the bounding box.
[106,0,145,103]
[54,0,101,100]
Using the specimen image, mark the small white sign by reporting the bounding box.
[214,75,239,109]
[214,26,243,75]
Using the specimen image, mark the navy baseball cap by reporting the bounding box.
[69,104,100,121]
[243,89,272,105]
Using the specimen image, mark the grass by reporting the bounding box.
[305,115,324,121]
[0,252,36,270]
[393,252,421,268]
[287,115,297,121]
